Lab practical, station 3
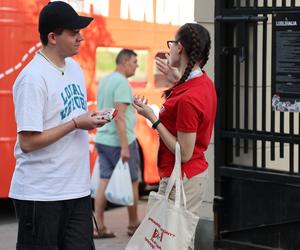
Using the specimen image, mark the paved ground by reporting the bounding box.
[0,199,148,250]
[94,200,147,250]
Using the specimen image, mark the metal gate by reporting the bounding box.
[214,1,300,249]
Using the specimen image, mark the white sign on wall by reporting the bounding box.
[52,0,194,25]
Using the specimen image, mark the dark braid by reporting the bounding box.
[177,25,200,84]
[199,27,211,68]
[163,23,211,98]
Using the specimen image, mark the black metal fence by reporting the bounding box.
[215,0,300,249]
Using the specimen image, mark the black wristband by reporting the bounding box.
[152,120,160,130]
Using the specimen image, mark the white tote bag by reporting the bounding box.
[104,158,134,206]
[126,143,199,250]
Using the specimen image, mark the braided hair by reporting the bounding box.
[163,23,211,98]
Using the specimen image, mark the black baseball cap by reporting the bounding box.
[39,1,93,35]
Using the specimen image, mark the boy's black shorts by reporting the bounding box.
[13,195,95,250]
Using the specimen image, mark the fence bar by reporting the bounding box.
[261,9,267,168]
[270,6,276,161]
[227,24,235,164]
[290,113,294,173]
[282,0,286,7]
[280,113,284,158]
[235,0,241,142]
[299,115,300,173]
[270,114,275,161]
[244,23,249,154]
[252,21,258,168]
[222,130,300,144]
[235,25,241,157]
[279,0,286,159]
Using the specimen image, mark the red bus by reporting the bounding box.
[0,0,194,197]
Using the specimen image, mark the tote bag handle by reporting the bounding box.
[164,142,187,209]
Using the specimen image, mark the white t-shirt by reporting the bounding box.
[9,53,90,201]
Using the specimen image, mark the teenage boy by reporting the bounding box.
[9,2,107,249]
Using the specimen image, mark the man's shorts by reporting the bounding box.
[13,195,95,250]
[96,140,140,182]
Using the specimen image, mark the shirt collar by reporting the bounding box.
[169,71,206,97]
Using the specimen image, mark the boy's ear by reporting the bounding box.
[47,32,57,45]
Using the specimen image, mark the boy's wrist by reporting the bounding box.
[72,118,78,129]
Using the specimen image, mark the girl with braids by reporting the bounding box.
[133,23,217,249]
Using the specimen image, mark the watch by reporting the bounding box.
[152,120,161,129]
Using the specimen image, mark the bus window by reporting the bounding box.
[96,47,148,88]
[154,52,174,88]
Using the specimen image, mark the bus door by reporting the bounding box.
[215,0,300,249]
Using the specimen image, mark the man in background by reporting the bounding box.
[94,49,140,238]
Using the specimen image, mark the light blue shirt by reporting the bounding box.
[95,72,136,146]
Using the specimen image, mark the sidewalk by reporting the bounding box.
[94,200,147,250]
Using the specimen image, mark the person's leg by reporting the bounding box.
[93,143,119,237]
[127,140,140,235]
[157,170,208,250]
[63,196,95,250]
[158,171,208,213]
[127,180,139,229]
[183,171,208,250]
[94,178,109,230]
[13,199,63,250]
[183,171,208,216]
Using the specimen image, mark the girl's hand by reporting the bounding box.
[132,95,157,122]
[155,55,180,83]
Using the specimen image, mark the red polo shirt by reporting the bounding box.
[157,72,217,178]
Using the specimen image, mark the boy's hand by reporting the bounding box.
[73,111,109,130]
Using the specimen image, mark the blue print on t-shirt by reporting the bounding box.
[60,84,87,120]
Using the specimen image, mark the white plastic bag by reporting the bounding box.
[104,158,134,206]
[90,157,100,199]
[126,143,199,250]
